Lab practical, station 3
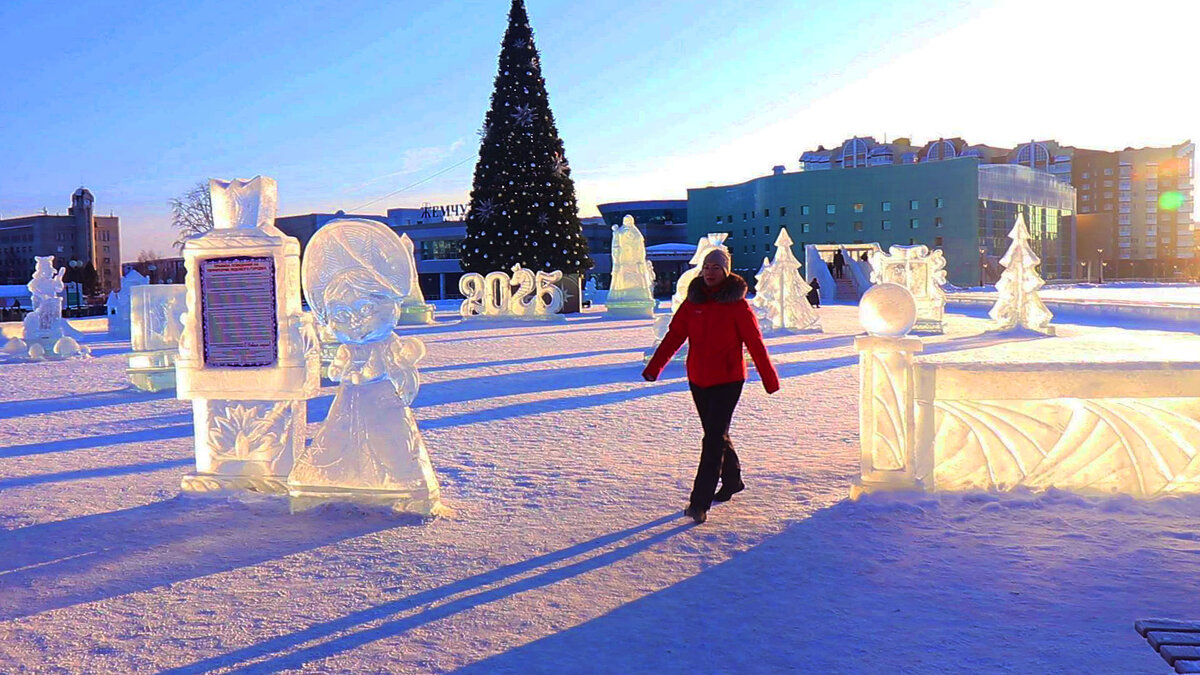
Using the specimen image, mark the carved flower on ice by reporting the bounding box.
[209,404,285,460]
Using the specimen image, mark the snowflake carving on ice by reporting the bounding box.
[550,152,569,177]
[511,104,535,127]
[473,198,497,222]
[537,213,549,226]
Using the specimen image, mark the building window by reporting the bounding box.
[825,222,835,232]
[934,237,944,246]
[910,218,919,229]
[1104,168,1113,176]
[728,215,733,222]
[780,207,787,217]
[881,220,892,231]
[419,238,463,261]
[764,208,770,217]
[934,217,943,228]
[801,223,810,233]
[826,204,836,215]
[764,225,770,235]
[751,227,756,235]
[1082,171,1090,179]
[716,216,723,223]
[743,213,747,221]
[853,221,864,232]
[909,238,916,245]
[935,198,944,208]
[801,205,810,215]
[853,203,864,213]
[881,201,891,212]
[910,200,919,210]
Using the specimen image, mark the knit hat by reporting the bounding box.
[703,249,731,273]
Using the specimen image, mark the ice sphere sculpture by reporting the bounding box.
[397,233,435,325]
[605,215,656,318]
[22,256,68,355]
[291,218,445,516]
[176,176,321,495]
[108,269,149,338]
[989,214,1054,335]
[755,227,820,333]
[859,283,917,337]
[868,244,947,334]
[127,284,186,392]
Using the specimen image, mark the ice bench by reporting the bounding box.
[853,331,1200,498]
[1136,619,1200,673]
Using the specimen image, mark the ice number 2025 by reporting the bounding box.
[459,265,564,317]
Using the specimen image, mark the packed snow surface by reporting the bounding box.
[952,281,1200,306]
[2,305,1198,673]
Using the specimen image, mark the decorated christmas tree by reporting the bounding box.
[988,213,1054,334]
[460,0,591,275]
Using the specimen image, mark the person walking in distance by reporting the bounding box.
[833,249,845,279]
[642,249,780,524]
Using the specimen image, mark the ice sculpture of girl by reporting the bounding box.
[289,218,445,515]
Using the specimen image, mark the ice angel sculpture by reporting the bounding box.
[291,218,446,515]
[606,215,656,318]
[989,214,1054,335]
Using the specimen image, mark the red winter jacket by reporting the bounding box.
[643,274,780,393]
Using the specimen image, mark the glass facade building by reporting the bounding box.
[687,158,1075,286]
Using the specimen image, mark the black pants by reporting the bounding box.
[688,380,744,511]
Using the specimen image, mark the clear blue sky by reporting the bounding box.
[0,0,1195,259]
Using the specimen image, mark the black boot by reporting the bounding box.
[684,504,707,524]
[712,482,745,503]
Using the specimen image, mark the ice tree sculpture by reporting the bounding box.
[989,213,1054,335]
[750,256,773,314]
[292,218,446,516]
[756,228,819,333]
[869,244,947,333]
[606,215,656,318]
[397,233,435,325]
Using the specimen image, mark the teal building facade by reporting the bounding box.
[687,158,1075,286]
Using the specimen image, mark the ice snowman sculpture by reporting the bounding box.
[289,218,445,515]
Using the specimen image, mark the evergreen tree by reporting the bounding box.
[460,0,592,275]
[989,213,1053,333]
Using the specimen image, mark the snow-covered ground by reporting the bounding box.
[2,306,1198,673]
[951,281,1200,306]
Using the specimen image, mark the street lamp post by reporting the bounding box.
[1096,248,1104,284]
[978,247,986,287]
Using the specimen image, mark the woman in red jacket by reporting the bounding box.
[643,249,780,524]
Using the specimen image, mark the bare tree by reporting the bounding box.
[170,181,213,251]
[137,249,162,263]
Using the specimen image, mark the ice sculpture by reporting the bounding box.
[127,284,186,392]
[755,228,820,333]
[176,176,321,495]
[868,244,947,333]
[605,215,656,318]
[646,233,728,361]
[458,265,565,321]
[291,217,445,516]
[397,233,435,325]
[108,269,149,338]
[989,213,1054,335]
[859,283,917,338]
[19,256,87,359]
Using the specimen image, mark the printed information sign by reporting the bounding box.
[199,256,277,367]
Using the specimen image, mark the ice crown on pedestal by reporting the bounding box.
[210,176,278,230]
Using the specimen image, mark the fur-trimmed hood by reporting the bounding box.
[687,273,748,304]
